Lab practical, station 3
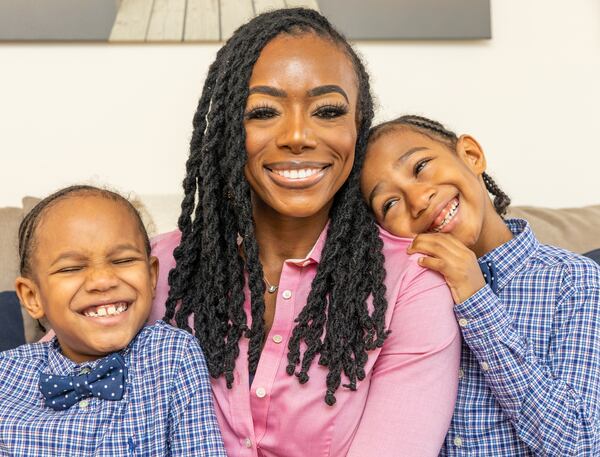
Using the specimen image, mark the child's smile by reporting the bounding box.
[429,197,460,233]
[361,127,489,248]
[18,194,158,363]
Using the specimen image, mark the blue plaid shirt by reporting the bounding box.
[0,321,226,456]
[441,219,600,456]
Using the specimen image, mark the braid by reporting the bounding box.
[165,8,389,404]
[369,114,511,216]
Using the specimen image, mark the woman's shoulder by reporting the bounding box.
[376,226,448,300]
[151,230,181,255]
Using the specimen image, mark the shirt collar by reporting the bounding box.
[236,222,329,268]
[478,218,539,292]
[286,222,328,267]
[46,338,89,376]
[45,326,147,376]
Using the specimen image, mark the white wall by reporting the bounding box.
[1,0,599,209]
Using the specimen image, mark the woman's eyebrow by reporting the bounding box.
[307,85,349,103]
[249,86,287,97]
[248,85,349,103]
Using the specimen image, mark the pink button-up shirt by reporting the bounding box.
[150,226,460,457]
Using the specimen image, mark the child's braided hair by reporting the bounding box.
[369,114,511,216]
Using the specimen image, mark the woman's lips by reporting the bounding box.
[265,162,330,189]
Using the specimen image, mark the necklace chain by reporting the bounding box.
[263,275,278,294]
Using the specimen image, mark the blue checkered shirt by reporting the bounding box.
[441,219,600,456]
[0,321,226,456]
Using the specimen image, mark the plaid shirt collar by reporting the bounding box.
[45,330,140,376]
[478,218,540,293]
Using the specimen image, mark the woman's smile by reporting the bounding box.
[265,161,331,189]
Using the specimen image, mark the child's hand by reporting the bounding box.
[407,233,486,304]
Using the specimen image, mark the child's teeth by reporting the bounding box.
[84,303,128,318]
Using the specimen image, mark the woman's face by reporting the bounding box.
[244,33,359,219]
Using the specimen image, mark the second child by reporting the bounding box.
[361,115,600,455]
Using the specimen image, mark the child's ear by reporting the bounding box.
[456,135,486,175]
[15,276,46,320]
[149,256,159,298]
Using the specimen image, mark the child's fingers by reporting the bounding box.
[408,234,454,257]
[416,255,446,274]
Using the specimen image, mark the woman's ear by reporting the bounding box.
[456,134,486,175]
[15,276,46,320]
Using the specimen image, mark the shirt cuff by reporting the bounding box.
[453,285,513,341]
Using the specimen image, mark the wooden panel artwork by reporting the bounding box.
[185,0,220,41]
[146,0,186,41]
[109,0,321,42]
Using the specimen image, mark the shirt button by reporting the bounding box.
[255,387,267,398]
[272,334,283,344]
[79,400,89,409]
[453,436,463,447]
[79,367,91,375]
[458,318,469,328]
[481,361,490,371]
[458,368,464,379]
[282,290,292,300]
[243,438,252,448]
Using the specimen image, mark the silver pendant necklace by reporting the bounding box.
[263,275,278,294]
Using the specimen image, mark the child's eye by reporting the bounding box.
[382,198,399,217]
[113,258,137,265]
[414,159,431,175]
[56,266,83,273]
[244,104,280,120]
[312,102,349,119]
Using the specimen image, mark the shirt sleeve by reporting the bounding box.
[347,265,461,456]
[168,335,227,457]
[454,283,600,455]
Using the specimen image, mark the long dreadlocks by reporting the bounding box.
[164,8,389,405]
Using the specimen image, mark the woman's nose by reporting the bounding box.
[275,110,317,154]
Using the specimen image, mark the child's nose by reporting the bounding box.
[84,265,119,292]
[406,184,435,218]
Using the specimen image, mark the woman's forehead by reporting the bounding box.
[249,33,358,100]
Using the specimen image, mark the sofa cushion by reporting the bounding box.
[584,249,600,265]
[506,205,600,254]
[0,291,26,351]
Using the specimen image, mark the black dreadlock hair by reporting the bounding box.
[18,185,151,278]
[163,8,389,406]
[369,114,511,216]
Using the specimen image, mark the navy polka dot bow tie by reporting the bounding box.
[40,353,127,411]
[479,259,499,295]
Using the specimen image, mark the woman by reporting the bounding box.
[150,8,461,456]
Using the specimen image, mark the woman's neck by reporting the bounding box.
[252,200,331,266]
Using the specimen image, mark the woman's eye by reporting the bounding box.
[382,199,399,216]
[244,105,279,120]
[313,103,349,119]
[414,159,431,175]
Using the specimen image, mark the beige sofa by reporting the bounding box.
[2,194,600,343]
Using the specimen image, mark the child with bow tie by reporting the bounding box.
[0,185,226,456]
